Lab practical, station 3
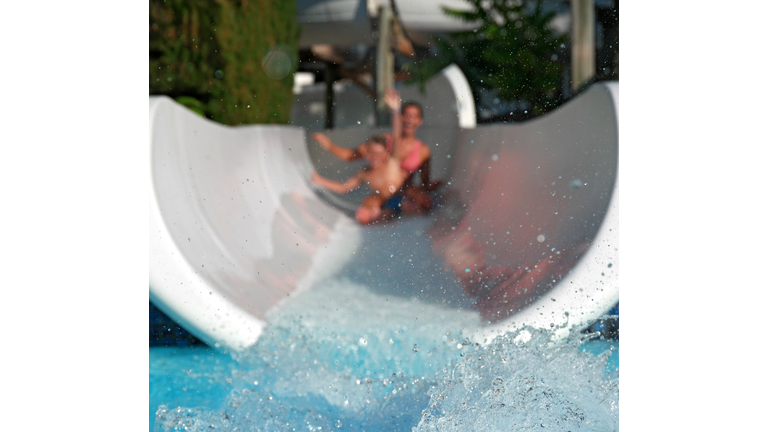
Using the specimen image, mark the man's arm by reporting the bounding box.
[313,133,364,161]
[311,170,363,194]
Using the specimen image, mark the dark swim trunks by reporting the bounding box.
[382,194,405,213]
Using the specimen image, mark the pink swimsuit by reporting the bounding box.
[385,134,424,174]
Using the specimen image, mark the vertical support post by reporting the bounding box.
[324,61,335,129]
[375,5,394,127]
[571,0,595,91]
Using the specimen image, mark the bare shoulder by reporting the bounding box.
[419,142,431,159]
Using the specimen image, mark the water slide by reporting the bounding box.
[149,68,619,351]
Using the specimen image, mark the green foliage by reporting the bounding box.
[406,0,567,116]
[149,0,299,125]
[174,96,206,117]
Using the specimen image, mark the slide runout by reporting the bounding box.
[306,83,620,343]
[149,80,619,350]
[149,97,362,350]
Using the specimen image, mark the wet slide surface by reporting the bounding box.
[149,78,619,351]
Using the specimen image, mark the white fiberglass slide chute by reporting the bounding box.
[148,101,363,350]
[149,71,619,350]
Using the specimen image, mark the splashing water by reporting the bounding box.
[154,278,618,431]
[414,330,618,431]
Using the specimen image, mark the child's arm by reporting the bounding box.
[311,170,363,194]
[313,133,365,161]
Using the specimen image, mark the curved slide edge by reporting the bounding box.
[148,103,262,350]
[472,83,620,344]
[441,64,477,129]
[149,97,362,350]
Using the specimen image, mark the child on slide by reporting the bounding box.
[311,136,408,225]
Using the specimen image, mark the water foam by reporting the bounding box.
[154,278,618,431]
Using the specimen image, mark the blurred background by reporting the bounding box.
[150,0,618,127]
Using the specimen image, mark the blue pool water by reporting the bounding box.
[150,278,618,431]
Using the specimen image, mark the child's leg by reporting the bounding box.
[356,196,384,224]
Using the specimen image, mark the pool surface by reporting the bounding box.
[150,277,618,432]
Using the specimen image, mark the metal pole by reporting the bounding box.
[375,4,394,127]
[571,0,595,91]
[325,61,335,129]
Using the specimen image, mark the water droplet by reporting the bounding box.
[261,49,292,79]
[537,234,546,242]
[492,154,499,161]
